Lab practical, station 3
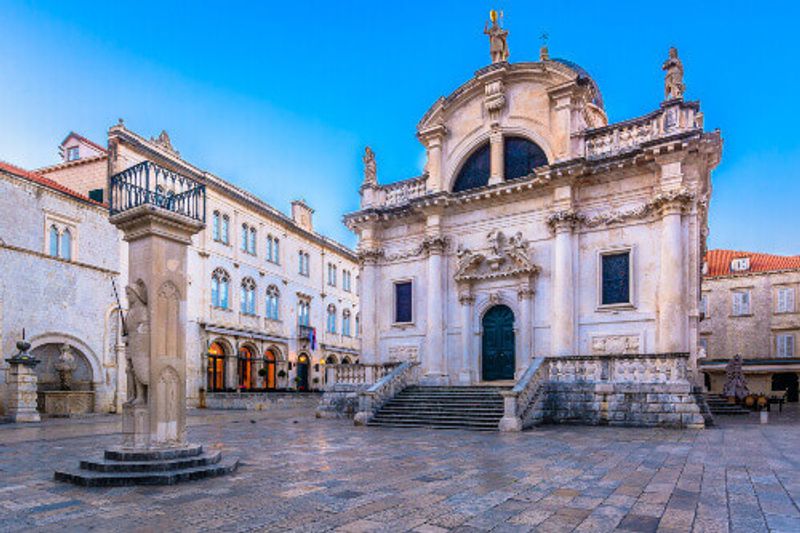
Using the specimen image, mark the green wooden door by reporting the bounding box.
[481,305,515,381]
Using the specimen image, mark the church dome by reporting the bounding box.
[549,58,604,109]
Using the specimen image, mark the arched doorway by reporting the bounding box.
[207,341,227,392]
[481,305,515,381]
[296,353,310,391]
[772,373,799,402]
[238,345,256,390]
[263,349,277,390]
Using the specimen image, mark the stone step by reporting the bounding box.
[392,400,502,404]
[54,456,240,487]
[80,451,222,473]
[380,406,503,414]
[372,414,503,423]
[104,444,204,462]
[367,420,499,431]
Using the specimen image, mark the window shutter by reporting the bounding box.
[787,289,795,313]
[789,335,795,357]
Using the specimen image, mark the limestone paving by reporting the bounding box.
[2,408,800,532]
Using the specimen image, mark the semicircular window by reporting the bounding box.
[504,136,548,181]
[452,142,491,192]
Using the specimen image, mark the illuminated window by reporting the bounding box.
[238,346,255,390]
[207,341,226,392]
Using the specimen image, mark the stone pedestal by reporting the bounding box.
[6,362,40,423]
[56,163,239,486]
[5,340,41,423]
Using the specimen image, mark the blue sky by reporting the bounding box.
[1,1,799,253]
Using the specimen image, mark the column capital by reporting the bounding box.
[653,188,694,217]
[357,246,384,266]
[547,209,583,233]
[423,235,449,255]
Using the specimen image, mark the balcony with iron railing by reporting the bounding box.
[109,160,206,222]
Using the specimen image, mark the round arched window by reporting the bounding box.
[452,137,548,192]
[452,142,491,192]
[504,136,548,181]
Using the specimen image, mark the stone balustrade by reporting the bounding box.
[353,361,420,425]
[325,363,398,388]
[546,353,689,384]
[499,357,547,431]
[504,353,704,430]
[380,176,428,207]
[317,362,402,419]
[584,101,701,160]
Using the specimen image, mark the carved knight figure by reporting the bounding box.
[483,10,509,64]
[124,280,150,405]
[662,47,685,100]
[362,146,377,187]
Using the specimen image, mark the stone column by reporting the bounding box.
[419,124,446,193]
[488,128,504,186]
[517,283,534,377]
[424,235,447,382]
[658,202,686,353]
[458,288,474,384]
[110,204,204,449]
[357,244,381,364]
[551,215,576,356]
[4,338,41,423]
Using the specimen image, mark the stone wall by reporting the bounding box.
[204,392,321,411]
[0,170,125,415]
[315,384,366,419]
[541,382,704,428]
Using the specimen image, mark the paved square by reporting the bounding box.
[2,408,800,532]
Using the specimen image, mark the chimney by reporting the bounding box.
[291,200,314,232]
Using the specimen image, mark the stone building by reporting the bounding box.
[699,249,800,400]
[332,19,720,429]
[0,160,126,415]
[39,124,360,405]
[348,48,721,384]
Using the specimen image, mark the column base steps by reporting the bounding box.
[705,394,751,415]
[366,385,509,431]
[54,444,239,487]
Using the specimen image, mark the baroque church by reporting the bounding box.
[345,14,722,396]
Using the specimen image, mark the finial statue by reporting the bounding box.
[362,146,377,187]
[124,279,150,406]
[539,32,549,61]
[662,47,685,100]
[484,10,509,64]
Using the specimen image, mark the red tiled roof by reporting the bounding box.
[705,249,800,277]
[60,131,108,154]
[0,160,105,207]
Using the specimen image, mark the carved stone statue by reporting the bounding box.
[362,146,377,187]
[54,344,77,391]
[662,47,685,100]
[151,130,179,155]
[124,280,150,406]
[483,10,509,64]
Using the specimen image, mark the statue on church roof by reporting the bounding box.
[484,10,509,64]
[662,47,685,100]
[363,146,377,187]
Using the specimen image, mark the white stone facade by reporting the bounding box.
[105,125,360,403]
[0,164,127,415]
[347,57,722,386]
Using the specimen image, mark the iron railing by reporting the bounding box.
[109,160,206,222]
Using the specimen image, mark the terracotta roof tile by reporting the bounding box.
[0,160,105,207]
[705,249,800,277]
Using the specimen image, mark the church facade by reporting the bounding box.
[346,27,722,388]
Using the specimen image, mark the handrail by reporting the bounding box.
[353,361,420,425]
[499,357,547,431]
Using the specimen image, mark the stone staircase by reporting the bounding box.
[54,444,239,487]
[367,386,509,431]
[704,394,751,416]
